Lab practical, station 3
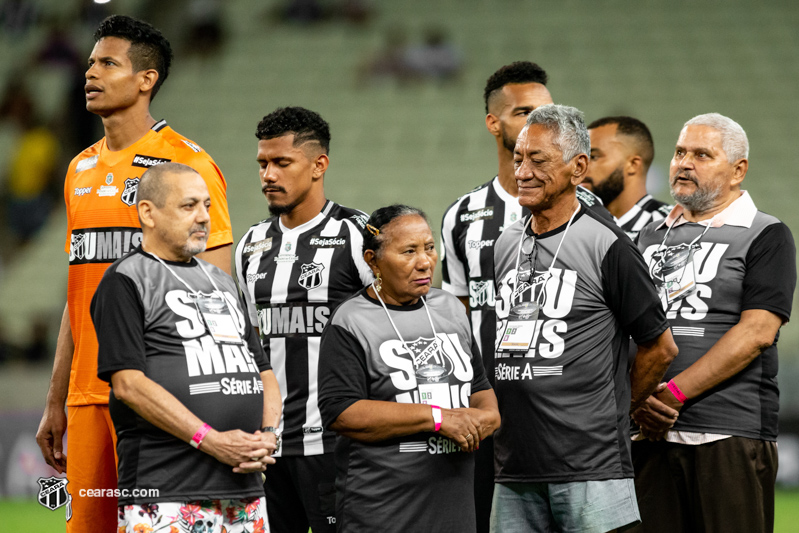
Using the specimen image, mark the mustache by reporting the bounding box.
[671,171,698,185]
[189,223,208,236]
[262,184,286,194]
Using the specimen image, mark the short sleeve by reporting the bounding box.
[601,237,669,344]
[441,201,469,296]
[234,231,259,326]
[189,154,233,250]
[91,269,146,382]
[318,323,370,429]
[242,294,270,371]
[742,222,796,322]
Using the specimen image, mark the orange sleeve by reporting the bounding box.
[63,158,79,254]
[183,153,233,249]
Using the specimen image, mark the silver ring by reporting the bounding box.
[465,434,473,440]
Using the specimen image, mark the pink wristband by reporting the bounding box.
[667,379,687,404]
[431,405,443,432]
[190,423,212,449]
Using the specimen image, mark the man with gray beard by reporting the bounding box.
[631,113,796,533]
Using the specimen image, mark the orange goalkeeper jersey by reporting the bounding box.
[63,119,233,406]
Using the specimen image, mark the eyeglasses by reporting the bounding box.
[517,235,537,283]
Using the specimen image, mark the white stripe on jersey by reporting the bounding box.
[440,198,468,295]
[304,336,324,455]
[299,218,341,455]
[465,187,489,279]
[471,309,482,360]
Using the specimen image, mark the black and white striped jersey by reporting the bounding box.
[440,177,611,383]
[235,200,373,457]
[617,194,672,241]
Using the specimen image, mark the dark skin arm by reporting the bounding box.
[633,309,783,440]
[629,328,678,413]
[35,303,72,473]
[330,389,500,453]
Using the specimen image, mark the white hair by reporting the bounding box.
[684,113,749,162]
[525,104,590,163]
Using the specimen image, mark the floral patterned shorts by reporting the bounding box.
[117,497,268,533]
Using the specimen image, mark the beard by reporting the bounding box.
[501,123,517,153]
[183,223,208,257]
[670,173,723,213]
[591,167,625,206]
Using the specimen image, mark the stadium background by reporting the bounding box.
[0,0,798,529]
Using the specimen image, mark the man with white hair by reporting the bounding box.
[631,113,796,533]
[492,104,678,532]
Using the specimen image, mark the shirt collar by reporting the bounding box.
[657,190,756,229]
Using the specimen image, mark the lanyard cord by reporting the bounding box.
[371,281,442,365]
[513,203,581,304]
[146,251,221,296]
[657,213,716,252]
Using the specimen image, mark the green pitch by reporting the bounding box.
[2,492,799,532]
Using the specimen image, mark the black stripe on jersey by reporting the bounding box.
[152,119,168,132]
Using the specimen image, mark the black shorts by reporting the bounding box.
[630,437,777,533]
[264,453,336,533]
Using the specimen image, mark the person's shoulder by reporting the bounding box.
[443,179,495,220]
[427,287,464,311]
[580,206,634,250]
[576,186,614,222]
[328,289,370,326]
[156,123,216,163]
[236,218,278,251]
[645,197,673,218]
[67,140,103,176]
[495,216,525,247]
[101,248,146,284]
[326,202,369,230]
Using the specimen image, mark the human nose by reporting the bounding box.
[197,203,211,224]
[515,158,532,181]
[85,62,98,80]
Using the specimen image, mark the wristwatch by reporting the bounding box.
[261,426,282,454]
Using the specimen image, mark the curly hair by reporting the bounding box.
[94,15,173,101]
[483,61,548,114]
[362,204,428,257]
[255,107,331,153]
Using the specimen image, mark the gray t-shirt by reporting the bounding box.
[493,205,668,483]
[92,247,269,504]
[637,196,795,440]
[318,288,491,532]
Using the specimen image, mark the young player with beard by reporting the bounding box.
[584,116,672,240]
[35,15,233,532]
[235,107,372,533]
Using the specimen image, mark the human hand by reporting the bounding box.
[35,406,67,473]
[437,408,481,453]
[201,429,276,473]
[631,383,679,441]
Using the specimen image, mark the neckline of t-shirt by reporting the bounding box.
[360,286,426,311]
[136,246,198,268]
[524,204,585,239]
[99,124,163,166]
[277,210,327,234]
